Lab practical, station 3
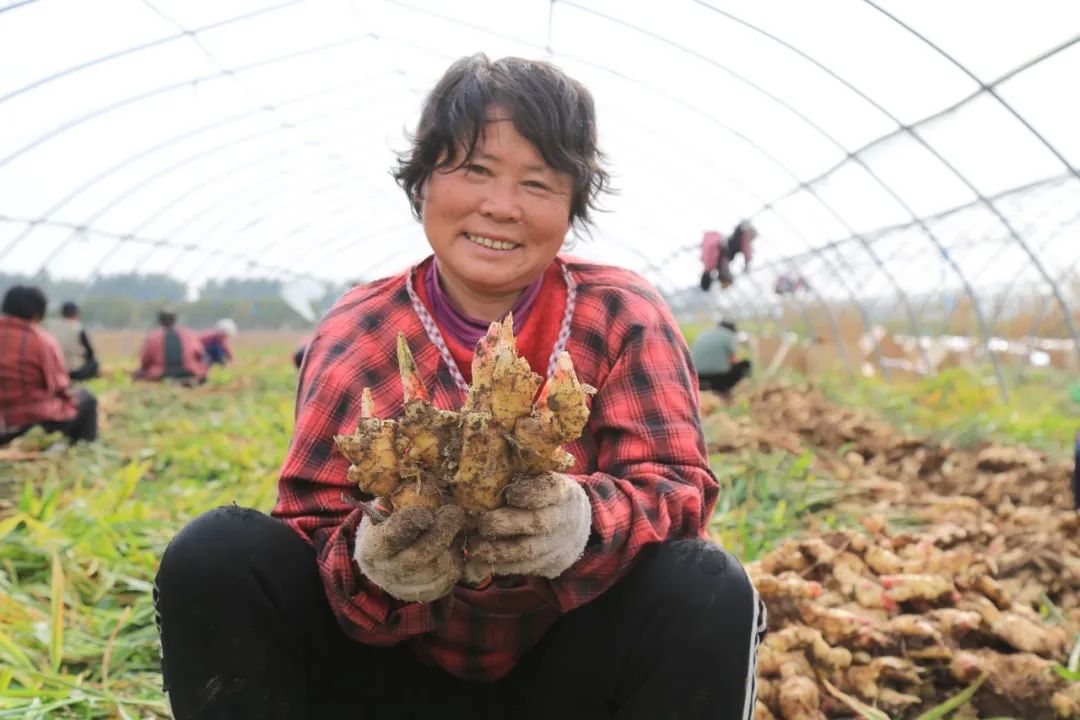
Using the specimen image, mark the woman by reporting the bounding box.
[700,221,757,291]
[155,54,764,719]
[0,286,98,445]
[134,308,207,385]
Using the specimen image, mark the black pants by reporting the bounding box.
[699,360,752,395]
[155,507,764,720]
[69,358,99,381]
[0,388,97,446]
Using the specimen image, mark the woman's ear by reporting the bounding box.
[418,177,429,204]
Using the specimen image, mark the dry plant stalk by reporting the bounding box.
[334,313,594,516]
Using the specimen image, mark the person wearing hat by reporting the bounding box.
[135,307,207,385]
[45,301,99,380]
[0,286,98,445]
[199,318,238,368]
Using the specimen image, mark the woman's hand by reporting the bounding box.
[355,504,466,603]
[463,473,591,583]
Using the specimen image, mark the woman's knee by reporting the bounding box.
[77,387,97,408]
[156,506,300,589]
[634,539,756,624]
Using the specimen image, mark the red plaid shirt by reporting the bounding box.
[272,255,718,681]
[0,316,77,434]
[136,327,207,380]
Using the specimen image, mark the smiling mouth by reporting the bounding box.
[465,233,519,251]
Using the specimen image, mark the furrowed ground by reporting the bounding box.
[0,337,1076,719]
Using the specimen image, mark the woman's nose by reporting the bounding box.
[478,180,522,223]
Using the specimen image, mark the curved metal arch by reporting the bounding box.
[165,176,354,273]
[633,243,801,354]
[0,1,38,18]
[965,186,1080,332]
[115,105,413,274]
[556,2,938,357]
[609,130,863,371]
[33,122,300,279]
[169,172,363,275]
[130,182,365,283]
[90,116,399,282]
[43,93,413,287]
[759,37,1079,230]
[286,221,425,278]
[586,122,857,367]
[0,213,311,281]
[864,1,1080,363]
[587,229,688,295]
[145,185,383,290]
[42,131,312,278]
[233,201,371,269]
[577,0,1014,390]
[648,235,856,373]
[1020,211,1080,349]
[649,241,849,375]
[0,30,379,174]
[0,70,401,264]
[0,0,307,107]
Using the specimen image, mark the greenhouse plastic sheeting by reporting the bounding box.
[0,0,1077,332]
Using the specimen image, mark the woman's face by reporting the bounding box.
[421,107,573,307]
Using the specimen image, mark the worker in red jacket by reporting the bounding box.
[0,286,97,445]
[134,308,207,385]
[700,221,757,291]
[154,53,764,719]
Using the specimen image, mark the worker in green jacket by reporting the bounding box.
[691,320,751,399]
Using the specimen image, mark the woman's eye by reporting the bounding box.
[523,180,550,191]
[465,163,490,175]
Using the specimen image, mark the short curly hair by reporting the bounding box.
[393,53,610,231]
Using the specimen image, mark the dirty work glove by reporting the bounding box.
[464,473,591,584]
[355,504,466,603]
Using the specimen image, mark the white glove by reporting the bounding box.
[464,473,591,583]
[355,504,466,603]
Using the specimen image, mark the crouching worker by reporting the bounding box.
[154,53,764,719]
[692,320,752,400]
[46,301,99,380]
[199,318,237,367]
[0,286,98,445]
[135,308,207,385]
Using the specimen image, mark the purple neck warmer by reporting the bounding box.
[425,257,544,349]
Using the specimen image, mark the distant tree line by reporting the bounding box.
[0,272,352,330]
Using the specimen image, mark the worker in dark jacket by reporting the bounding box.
[45,301,99,380]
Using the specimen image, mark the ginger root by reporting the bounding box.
[334,314,593,516]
